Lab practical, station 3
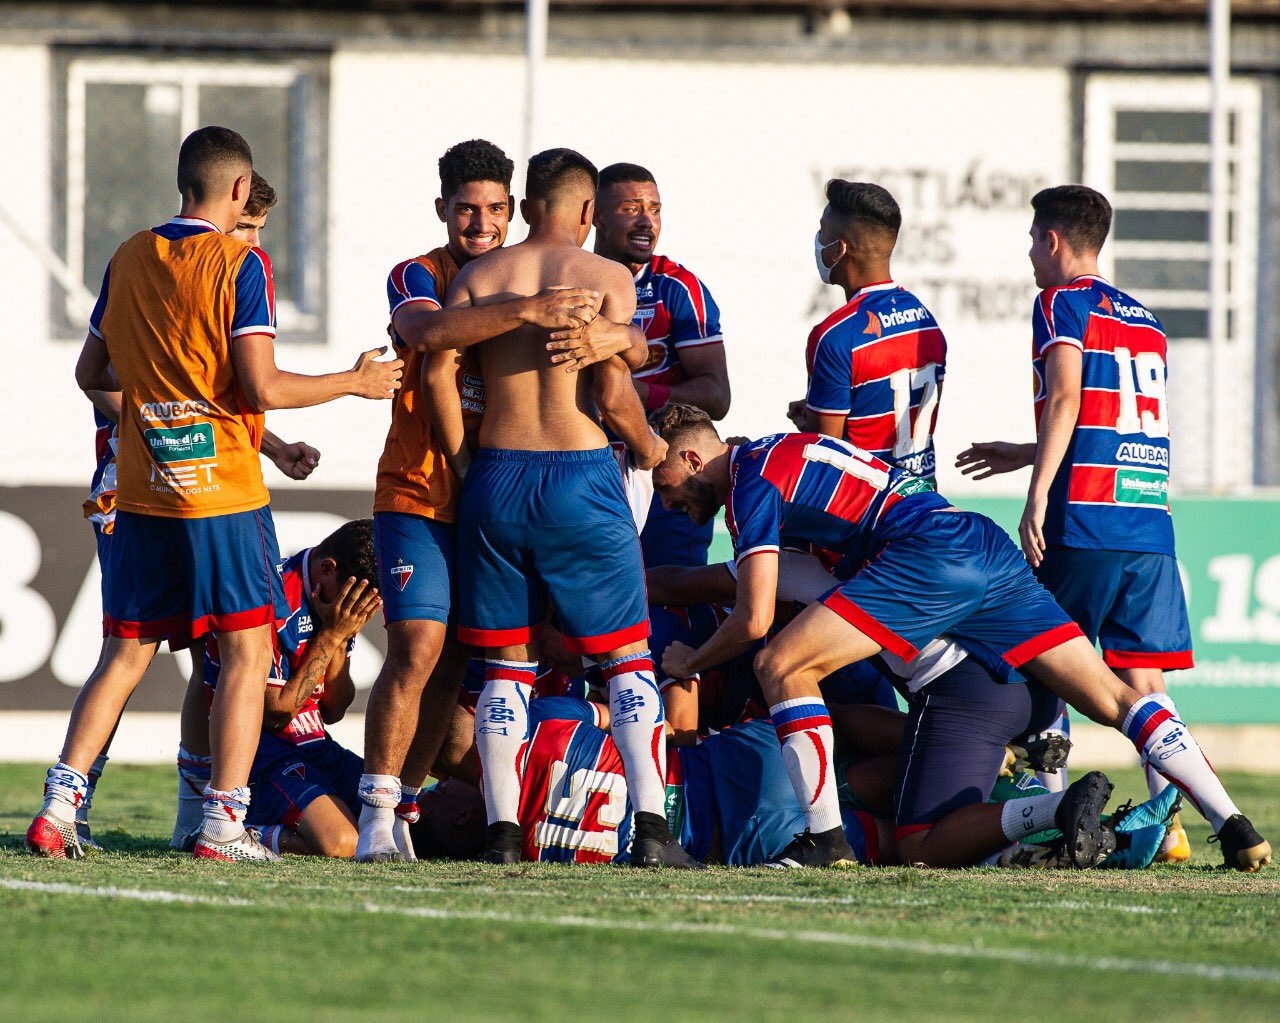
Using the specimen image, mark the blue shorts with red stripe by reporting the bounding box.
[821,509,1084,677]
[1034,547,1193,671]
[894,657,1060,840]
[104,508,289,651]
[247,735,363,830]
[457,447,648,655]
[92,521,111,612]
[374,512,454,626]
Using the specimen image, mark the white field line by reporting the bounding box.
[1,878,1253,983]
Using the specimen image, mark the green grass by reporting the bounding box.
[2,763,1278,1022]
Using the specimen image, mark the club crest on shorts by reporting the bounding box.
[283,762,306,780]
[391,563,414,591]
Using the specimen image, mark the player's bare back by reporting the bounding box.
[449,242,635,452]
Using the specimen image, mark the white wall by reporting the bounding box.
[1,46,1071,498]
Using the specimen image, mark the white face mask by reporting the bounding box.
[814,231,840,285]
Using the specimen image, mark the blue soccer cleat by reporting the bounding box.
[1099,786,1181,870]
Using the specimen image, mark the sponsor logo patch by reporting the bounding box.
[144,424,216,464]
[1114,468,1169,507]
[1115,441,1170,468]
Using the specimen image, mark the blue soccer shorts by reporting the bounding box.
[457,447,648,655]
[1035,547,1193,670]
[373,512,455,626]
[248,736,363,830]
[894,657,1060,841]
[104,508,289,651]
[821,509,1084,674]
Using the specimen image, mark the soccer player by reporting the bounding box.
[793,181,946,481]
[447,147,694,867]
[593,162,730,567]
[648,403,1270,872]
[29,126,401,862]
[355,139,627,862]
[207,520,381,858]
[956,185,1196,861]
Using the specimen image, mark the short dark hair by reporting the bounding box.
[526,148,598,202]
[438,139,514,200]
[177,126,252,203]
[648,402,719,448]
[243,171,278,218]
[597,162,657,195]
[1031,184,1112,255]
[314,518,376,584]
[825,180,902,238]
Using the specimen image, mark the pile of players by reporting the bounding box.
[26,127,1272,875]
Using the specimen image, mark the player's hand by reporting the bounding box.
[522,287,600,331]
[269,441,321,481]
[633,432,668,471]
[313,577,382,642]
[350,347,403,399]
[662,640,699,681]
[955,441,1034,479]
[1019,492,1048,568]
[786,398,807,430]
[546,317,631,372]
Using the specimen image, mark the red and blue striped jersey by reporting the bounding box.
[805,282,946,478]
[632,255,723,385]
[518,717,633,864]
[83,408,118,533]
[726,433,947,572]
[204,548,355,761]
[1032,275,1174,555]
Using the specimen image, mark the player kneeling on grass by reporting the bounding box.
[649,403,1270,872]
[193,520,381,859]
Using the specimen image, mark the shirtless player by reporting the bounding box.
[446,148,698,867]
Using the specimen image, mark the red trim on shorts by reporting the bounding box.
[1003,622,1084,669]
[820,590,919,661]
[1104,649,1194,670]
[457,622,544,647]
[283,805,305,830]
[561,619,650,656]
[190,605,278,640]
[894,821,934,843]
[104,612,189,640]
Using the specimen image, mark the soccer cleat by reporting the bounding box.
[766,826,858,869]
[193,826,281,863]
[1007,732,1072,776]
[999,838,1067,870]
[1054,770,1114,869]
[482,821,523,865]
[629,811,704,870]
[1101,788,1181,871]
[25,811,85,860]
[1154,813,1191,864]
[1213,815,1272,873]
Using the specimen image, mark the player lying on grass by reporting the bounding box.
[196,519,380,858]
[73,171,324,852]
[404,695,1176,869]
[647,403,1271,872]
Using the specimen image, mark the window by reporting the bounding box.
[1084,74,1261,489]
[57,53,329,339]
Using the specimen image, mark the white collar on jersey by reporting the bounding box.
[850,280,897,300]
[167,216,220,233]
[299,547,315,606]
[1069,274,1109,286]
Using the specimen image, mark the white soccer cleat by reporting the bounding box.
[76,820,104,853]
[193,826,281,863]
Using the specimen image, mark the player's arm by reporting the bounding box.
[85,386,122,424]
[235,337,401,410]
[264,578,380,732]
[400,262,597,354]
[548,316,649,372]
[317,642,356,725]
[662,553,778,678]
[954,441,1036,478]
[645,562,738,607]
[75,333,116,394]
[594,357,667,469]
[662,678,700,746]
[636,342,729,419]
[422,347,472,481]
[260,430,321,481]
[801,323,852,438]
[1020,343,1082,567]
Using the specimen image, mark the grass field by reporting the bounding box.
[1,763,1278,1022]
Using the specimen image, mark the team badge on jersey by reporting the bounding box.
[391,563,414,591]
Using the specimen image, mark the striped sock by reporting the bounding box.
[770,697,842,833]
[603,652,666,817]
[78,753,108,827]
[476,660,535,825]
[1124,693,1238,832]
[201,786,251,843]
[41,762,88,825]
